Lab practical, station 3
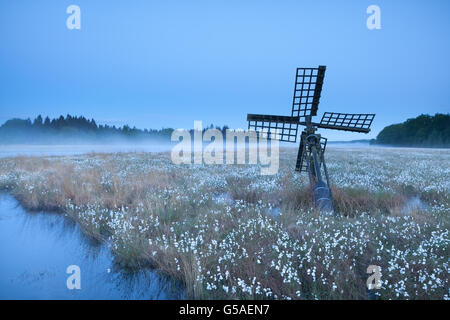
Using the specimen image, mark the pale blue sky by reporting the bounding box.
[1,0,449,140]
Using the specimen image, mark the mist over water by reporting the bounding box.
[0,142,176,158]
[0,138,263,158]
[0,141,425,158]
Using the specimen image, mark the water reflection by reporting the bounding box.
[0,193,184,300]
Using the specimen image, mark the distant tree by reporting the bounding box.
[122,125,130,134]
[374,113,450,147]
[34,115,43,126]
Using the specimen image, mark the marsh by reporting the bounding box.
[0,147,448,299]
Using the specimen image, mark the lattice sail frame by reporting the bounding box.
[247,66,326,143]
[291,66,326,119]
[246,65,375,154]
[247,114,299,142]
[318,112,375,133]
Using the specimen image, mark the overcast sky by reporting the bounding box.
[1,0,449,140]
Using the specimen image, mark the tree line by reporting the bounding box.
[0,114,231,144]
[371,113,450,148]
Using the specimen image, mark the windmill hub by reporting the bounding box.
[246,66,375,214]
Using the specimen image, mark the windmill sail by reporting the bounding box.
[317,112,375,133]
[247,114,299,142]
[291,66,326,119]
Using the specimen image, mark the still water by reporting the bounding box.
[0,193,184,300]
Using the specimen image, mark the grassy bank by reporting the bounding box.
[0,147,448,299]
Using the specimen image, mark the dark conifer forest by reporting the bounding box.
[0,114,230,144]
[372,113,450,148]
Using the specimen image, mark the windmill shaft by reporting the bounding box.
[311,145,323,181]
[309,137,334,212]
[313,180,333,212]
